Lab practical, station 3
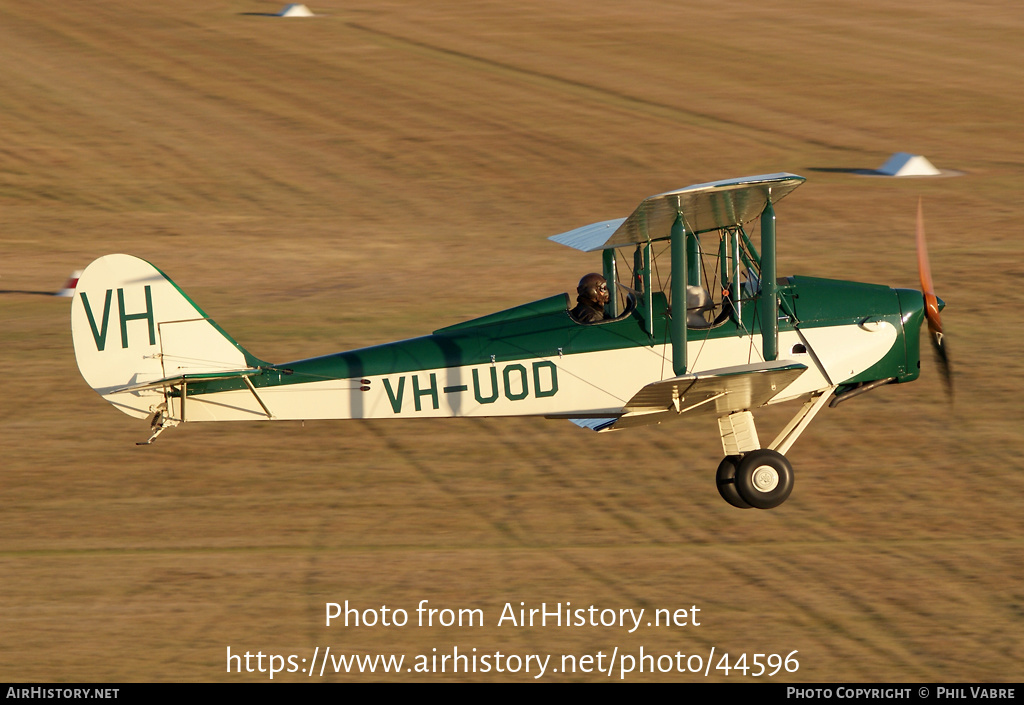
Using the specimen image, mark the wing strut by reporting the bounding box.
[243,377,274,419]
[767,387,836,455]
[670,213,687,375]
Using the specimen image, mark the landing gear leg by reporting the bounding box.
[714,390,834,509]
[137,406,179,445]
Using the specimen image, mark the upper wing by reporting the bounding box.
[549,173,805,252]
[566,360,807,432]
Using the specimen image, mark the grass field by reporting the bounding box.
[2,0,1022,682]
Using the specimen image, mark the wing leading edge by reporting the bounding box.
[549,173,805,252]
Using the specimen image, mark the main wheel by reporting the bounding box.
[716,455,753,509]
[735,449,794,509]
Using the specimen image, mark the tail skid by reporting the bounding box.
[71,255,264,432]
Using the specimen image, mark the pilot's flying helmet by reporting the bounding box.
[577,273,607,299]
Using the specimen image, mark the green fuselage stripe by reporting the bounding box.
[187,277,922,397]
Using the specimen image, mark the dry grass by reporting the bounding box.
[1,0,1022,682]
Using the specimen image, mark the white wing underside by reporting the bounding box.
[567,360,807,432]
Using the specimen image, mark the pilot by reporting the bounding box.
[571,273,610,324]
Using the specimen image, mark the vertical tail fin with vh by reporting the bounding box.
[71,254,264,421]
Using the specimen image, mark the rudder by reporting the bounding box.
[71,254,262,419]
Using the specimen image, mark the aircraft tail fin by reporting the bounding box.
[71,254,264,419]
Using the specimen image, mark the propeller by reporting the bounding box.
[916,198,953,400]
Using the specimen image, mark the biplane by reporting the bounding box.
[71,173,950,509]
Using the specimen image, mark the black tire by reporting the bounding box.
[735,449,794,509]
[716,455,753,509]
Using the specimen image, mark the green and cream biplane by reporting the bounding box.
[71,173,949,510]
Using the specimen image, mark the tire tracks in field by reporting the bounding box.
[729,551,933,680]
[363,419,527,545]
[470,417,690,617]
[465,420,928,677]
[507,430,901,672]
[361,416,668,614]
[477,418,670,543]
[716,490,941,677]
[472,419,940,677]
[345,22,858,157]
[466,417,847,665]
[356,417,678,638]
[0,4,376,210]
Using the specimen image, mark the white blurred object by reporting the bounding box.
[876,152,941,177]
[277,4,315,17]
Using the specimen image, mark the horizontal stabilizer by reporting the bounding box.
[111,368,263,394]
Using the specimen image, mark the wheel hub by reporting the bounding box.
[751,465,780,493]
